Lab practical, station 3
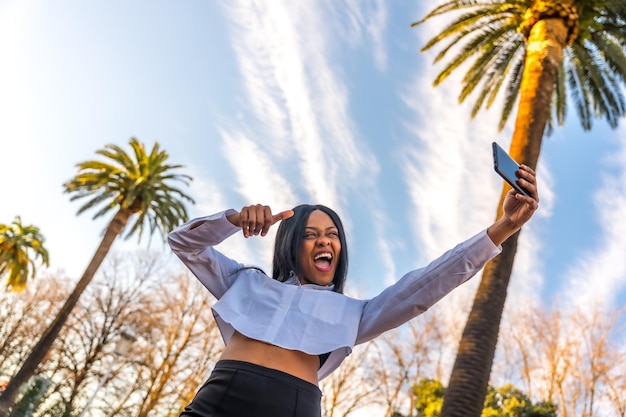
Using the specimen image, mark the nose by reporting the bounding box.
[317,236,331,246]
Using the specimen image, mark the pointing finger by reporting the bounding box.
[257,209,293,237]
[272,209,294,224]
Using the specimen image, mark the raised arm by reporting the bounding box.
[355,229,500,345]
[356,165,540,344]
[167,209,242,299]
[167,205,293,299]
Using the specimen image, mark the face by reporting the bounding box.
[298,210,341,287]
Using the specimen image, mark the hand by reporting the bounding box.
[487,164,539,246]
[227,204,294,238]
[502,164,539,228]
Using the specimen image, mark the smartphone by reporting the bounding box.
[492,141,531,197]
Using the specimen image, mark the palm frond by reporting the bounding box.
[566,47,593,130]
[0,217,49,291]
[414,0,626,134]
[412,0,513,26]
[64,138,195,243]
[554,58,568,127]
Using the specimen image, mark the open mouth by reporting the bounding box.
[314,252,333,272]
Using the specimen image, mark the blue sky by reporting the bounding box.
[1,0,625,324]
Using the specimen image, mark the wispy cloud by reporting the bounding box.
[565,132,626,309]
[221,129,297,209]
[220,0,379,210]
[185,165,229,217]
[341,0,389,70]
[400,72,504,258]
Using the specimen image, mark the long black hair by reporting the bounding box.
[272,204,348,293]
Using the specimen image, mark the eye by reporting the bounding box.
[328,231,339,237]
[303,232,317,239]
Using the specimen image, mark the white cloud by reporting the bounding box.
[400,70,503,260]
[187,173,229,218]
[220,0,380,211]
[565,133,626,309]
[221,129,298,210]
[367,195,398,288]
[342,0,389,70]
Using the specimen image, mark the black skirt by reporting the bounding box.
[180,360,322,417]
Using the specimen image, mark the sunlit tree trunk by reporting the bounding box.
[439,8,571,417]
[0,209,131,415]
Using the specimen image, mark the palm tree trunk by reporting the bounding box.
[441,227,520,417]
[0,209,131,415]
[439,15,569,417]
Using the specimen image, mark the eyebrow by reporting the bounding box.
[304,226,338,231]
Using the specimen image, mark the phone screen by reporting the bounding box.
[492,142,530,197]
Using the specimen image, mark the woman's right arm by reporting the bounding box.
[167,209,244,299]
[168,205,293,299]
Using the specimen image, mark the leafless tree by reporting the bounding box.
[31,252,164,416]
[4,250,626,417]
[498,303,626,417]
[496,305,543,398]
[571,306,623,417]
[321,342,379,417]
[1,251,224,417]
[603,345,626,417]
[362,309,450,417]
[0,273,70,380]
[128,273,223,417]
[72,252,224,417]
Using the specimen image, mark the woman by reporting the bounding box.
[168,165,539,417]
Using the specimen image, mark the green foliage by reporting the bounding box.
[400,379,556,417]
[482,384,557,417]
[9,377,52,417]
[414,378,445,417]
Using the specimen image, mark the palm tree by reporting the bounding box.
[0,217,50,292]
[412,1,626,416]
[0,138,194,414]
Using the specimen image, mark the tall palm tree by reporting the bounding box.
[412,1,626,416]
[0,217,50,292]
[0,138,194,414]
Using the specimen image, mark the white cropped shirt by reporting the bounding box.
[167,209,501,380]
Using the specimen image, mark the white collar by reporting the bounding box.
[285,271,335,291]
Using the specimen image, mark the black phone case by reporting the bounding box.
[492,142,531,197]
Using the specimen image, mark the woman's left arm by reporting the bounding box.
[355,229,500,345]
[355,164,539,344]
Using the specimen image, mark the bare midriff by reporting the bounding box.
[219,331,319,385]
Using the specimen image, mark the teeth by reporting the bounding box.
[315,253,332,260]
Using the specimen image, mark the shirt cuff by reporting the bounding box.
[463,229,502,267]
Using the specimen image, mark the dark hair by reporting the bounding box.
[272,204,348,293]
